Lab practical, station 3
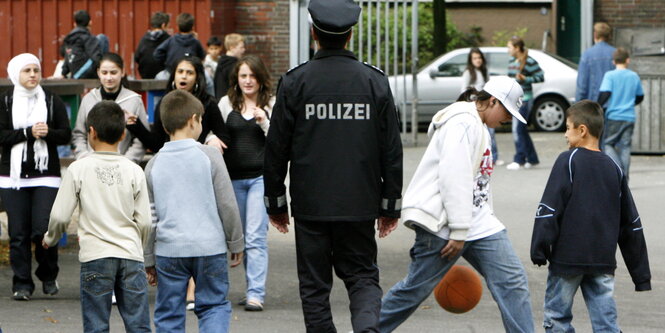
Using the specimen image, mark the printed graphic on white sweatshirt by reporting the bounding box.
[95,165,123,186]
[473,148,493,207]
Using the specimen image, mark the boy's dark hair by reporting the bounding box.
[613,47,630,64]
[176,13,195,33]
[207,36,222,47]
[74,10,91,27]
[160,90,204,134]
[313,26,350,50]
[150,12,170,29]
[566,100,604,139]
[87,101,126,144]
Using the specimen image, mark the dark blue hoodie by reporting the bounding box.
[153,33,205,70]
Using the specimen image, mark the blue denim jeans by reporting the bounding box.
[232,176,269,303]
[79,258,150,333]
[543,272,619,333]
[154,254,232,333]
[512,101,539,165]
[379,228,534,333]
[602,119,634,177]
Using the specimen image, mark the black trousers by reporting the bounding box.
[294,219,382,333]
[0,186,59,293]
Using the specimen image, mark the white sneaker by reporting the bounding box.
[524,162,537,169]
[494,159,505,166]
[506,162,522,170]
[111,294,117,305]
[186,301,195,311]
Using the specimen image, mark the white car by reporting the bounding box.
[389,47,578,131]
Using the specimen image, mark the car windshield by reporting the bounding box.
[545,52,579,69]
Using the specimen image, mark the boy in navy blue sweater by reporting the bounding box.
[531,100,650,333]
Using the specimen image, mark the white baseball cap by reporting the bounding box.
[483,76,526,124]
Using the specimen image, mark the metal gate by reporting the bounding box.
[292,0,420,144]
[350,0,420,144]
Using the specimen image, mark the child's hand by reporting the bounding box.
[230,252,244,268]
[516,73,526,82]
[146,267,157,286]
[42,239,49,249]
[205,136,227,153]
[440,239,464,260]
[124,111,137,125]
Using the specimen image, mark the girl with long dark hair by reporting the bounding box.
[217,55,274,311]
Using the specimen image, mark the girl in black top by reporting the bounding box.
[126,56,228,152]
[217,55,274,311]
[0,53,72,300]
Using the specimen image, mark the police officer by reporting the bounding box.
[263,0,403,332]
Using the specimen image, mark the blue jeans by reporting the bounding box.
[512,101,539,165]
[232,176,269,303]
[543,272,619,333]
[154,254,232,333]
[379,228,534,333]
[602,119,634,177]
[79,258,150,333]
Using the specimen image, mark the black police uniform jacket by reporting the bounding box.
[264,49,403,221]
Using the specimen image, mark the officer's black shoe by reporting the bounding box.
[43,280,59,296]
[13,290,31,301]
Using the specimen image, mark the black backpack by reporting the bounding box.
[63,31,102,79]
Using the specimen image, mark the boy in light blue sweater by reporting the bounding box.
[143,89,244,332]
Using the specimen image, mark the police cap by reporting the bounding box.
[308,0,361,35]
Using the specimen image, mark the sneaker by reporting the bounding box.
[245,299,264,312]
[524,162,538,169]
[43,280,59,296]
[506,162,523,170]
[111,294,117,305]
[494,159,505,166]
[237,297,247,306]
[186,301,195,311]
[12,290,31,301]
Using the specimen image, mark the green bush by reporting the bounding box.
[350,3,487,74]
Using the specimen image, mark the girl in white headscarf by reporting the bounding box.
[0,53,72,300]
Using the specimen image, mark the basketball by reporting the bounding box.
[433,265,482,314]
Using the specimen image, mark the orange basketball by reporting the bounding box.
[433,265,482,314]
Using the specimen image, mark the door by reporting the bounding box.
[557,0,581,63]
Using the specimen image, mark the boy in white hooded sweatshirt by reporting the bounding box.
[379,76,534,333]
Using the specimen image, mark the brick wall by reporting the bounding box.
[212,0,290,91]
[594,0,665,28]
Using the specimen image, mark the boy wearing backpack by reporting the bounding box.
[61,10,104,79]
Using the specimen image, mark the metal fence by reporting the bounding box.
[348,0,420,144]
[634,75,665,154]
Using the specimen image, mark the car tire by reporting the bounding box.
[532,96,567,132]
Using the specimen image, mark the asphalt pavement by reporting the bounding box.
[1,131,664,332]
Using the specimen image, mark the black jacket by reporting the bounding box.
[126,93,229,152]
[61,27,102,79]
[264,49,403,221]
[213,55,238,100]
[0,88,72,178]
[531,148,651,291]
[153,33,205,70]
[135,30,170,79]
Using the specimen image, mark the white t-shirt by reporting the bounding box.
[434,125,505,241]
[461,69,487,93]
